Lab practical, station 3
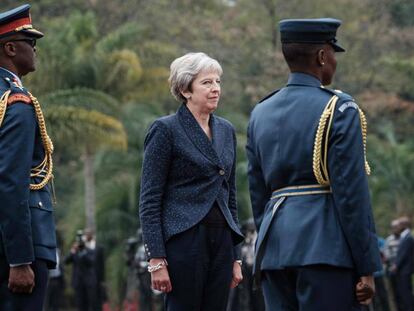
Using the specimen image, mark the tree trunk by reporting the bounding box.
[83,148,96,232]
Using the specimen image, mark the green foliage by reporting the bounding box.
[1,0,412,306]
[389,0,414,27]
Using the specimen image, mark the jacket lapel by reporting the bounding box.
[177,104,221,165]
[211,115,225,160]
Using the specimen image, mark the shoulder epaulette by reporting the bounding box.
[1,77,32,106]
[319,87,354,102]
[7,93,32,106]
[259,89,280,103]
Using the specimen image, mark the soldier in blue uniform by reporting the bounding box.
[246,18,382,310]
[0,4,57,310]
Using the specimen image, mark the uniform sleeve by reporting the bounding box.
[246,120,270,231]
[139,120,172,259]
[228,128,239,226]
[228,128,242,259]
[328,104,382,276]
[0,102,36,265]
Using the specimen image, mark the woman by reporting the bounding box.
[139,52,244,311]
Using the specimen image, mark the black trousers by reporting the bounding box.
[396,273,413,311]
[165,224,234,311]
[0,258,49,311]
[73,282,99,311]
[262,265,364,311]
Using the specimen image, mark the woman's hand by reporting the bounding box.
[356,275,375,305]
[149,258,172,293]
[230,261,243,288]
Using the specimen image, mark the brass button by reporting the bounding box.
[219,169,225,176]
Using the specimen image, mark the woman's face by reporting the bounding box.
[183,70,221,113]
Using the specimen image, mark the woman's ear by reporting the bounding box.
[317,49,325,66]
[181,90,192,100]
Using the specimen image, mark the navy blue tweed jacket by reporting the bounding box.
[139,104,244,259]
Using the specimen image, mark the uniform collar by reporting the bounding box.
[0,67,23,87]
[287,72,322,87]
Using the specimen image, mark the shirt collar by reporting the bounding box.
[287,72,322,88]
[0,67,23,87]
[401,228,411,239]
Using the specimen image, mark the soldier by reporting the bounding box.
[0,4,57,310]
[246,18,382,310]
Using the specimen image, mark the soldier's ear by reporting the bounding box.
[3,41,17,57]
[317,49,325,67]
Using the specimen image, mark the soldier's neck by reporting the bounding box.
[290,68,322,83]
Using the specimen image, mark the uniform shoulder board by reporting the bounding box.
[320,87,358,112]
[259,89,280,103]
[7,92,32,106]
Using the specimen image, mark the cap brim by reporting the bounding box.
[331,42,345,52]
[21,28,44,39]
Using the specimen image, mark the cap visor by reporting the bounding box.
[331,42,345,52]
[21,28,44,39]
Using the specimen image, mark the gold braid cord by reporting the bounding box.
[313,95,339,186]
[0,90,11,127]
[313,95,371,186]
[0,90,54,190]
[28,92,54,190]
[358,108,371,175]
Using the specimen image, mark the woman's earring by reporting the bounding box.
[321,62,325,66]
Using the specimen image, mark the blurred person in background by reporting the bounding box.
[84,228,106,309]
[139,52,244,311]
[372,236,390,311]
[65,230,99,311]
[384,219,402,308]
[46,232,65,311]
[392,216,414,311]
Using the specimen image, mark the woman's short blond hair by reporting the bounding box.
[168,52,223,103]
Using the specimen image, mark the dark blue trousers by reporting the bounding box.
[165,224,234,311]
[262,265,364,311]
[0,258,49,311]
[396,273,413,311]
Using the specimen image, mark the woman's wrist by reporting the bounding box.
[149,258,166,265]
[148,258,168,273]
[234,260,242,267]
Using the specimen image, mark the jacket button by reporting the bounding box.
[219,169,225,176]
[38,202,43,208]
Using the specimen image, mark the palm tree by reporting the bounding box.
[42,89,127,231]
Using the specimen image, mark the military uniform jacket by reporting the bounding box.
[246,73,381,276]
[0,67,56,267]
[139,104,244,259]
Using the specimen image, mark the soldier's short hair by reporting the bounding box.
[169,52,222,103]
[282,43,325,69]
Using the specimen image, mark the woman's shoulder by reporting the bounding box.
[151,113,179,130]
[214,115,235,133]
